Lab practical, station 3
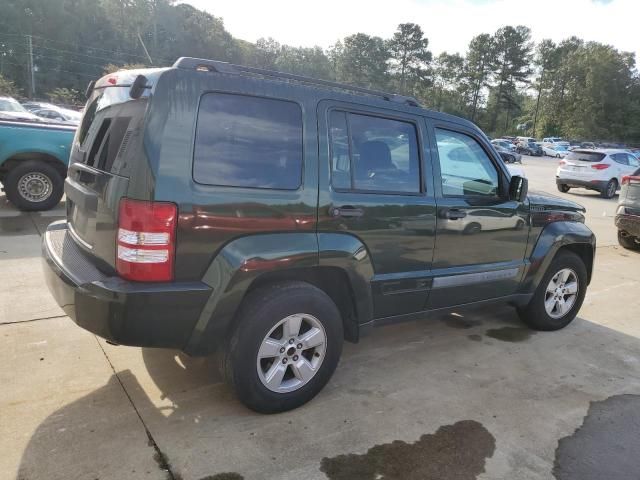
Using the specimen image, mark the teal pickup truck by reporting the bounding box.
[0,119,75,210]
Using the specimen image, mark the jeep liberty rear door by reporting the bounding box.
[317,100,437,318]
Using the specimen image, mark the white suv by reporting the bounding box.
[543,137,569,146]
[556,149,640,198]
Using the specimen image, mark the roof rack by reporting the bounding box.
[173,57,421,108]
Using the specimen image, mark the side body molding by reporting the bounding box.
[184,232,375,355]
[519,221,596,296]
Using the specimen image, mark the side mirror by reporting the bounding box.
[509,175,528,202]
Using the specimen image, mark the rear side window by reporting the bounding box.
[328,111,420,193]
[565,151,606,162]
[194,93,303,190]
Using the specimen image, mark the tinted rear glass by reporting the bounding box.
[566,151,606,162]
[193,93,303,190]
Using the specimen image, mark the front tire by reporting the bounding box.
[618,230,640,250]
[222,281,343,413]
[518,250,587,331]
[4,161,64,211]
[601,179,617,199]
[557,184,570,193]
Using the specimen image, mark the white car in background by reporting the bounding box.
[556,149,640,198]
[543,137,570,146]
[543,144,570,158]
[32,107,81,126]
[0,97,42,122]
[491,139,517,151]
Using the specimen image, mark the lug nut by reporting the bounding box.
[282,358,288,364]
[280,347,285,353]
[289,339,295,344]
[297,343,303,349]
[293,355,299,361]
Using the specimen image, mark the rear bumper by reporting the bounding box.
[556,177,607,191]
[615,214,640,237]
[42,221,211,349]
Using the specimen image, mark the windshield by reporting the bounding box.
[555,145,569,151]
[0,99,28,113]
[566,151,606,162]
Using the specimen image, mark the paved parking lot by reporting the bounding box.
[2,156,639,480]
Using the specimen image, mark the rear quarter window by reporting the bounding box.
[565,151,606,162]
[193,93,303,190]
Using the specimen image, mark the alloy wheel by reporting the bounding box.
[544,268,579,319]
[256,314,327,393]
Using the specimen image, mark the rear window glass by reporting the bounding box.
[566,151,606,162]
[193,93,303,190]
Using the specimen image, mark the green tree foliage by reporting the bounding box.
[332,33,390,89]
[423,52,465,114]
[0,2,638,143]
[486,26,533,132]
[46,87,82,106]
[388,23,432,95]
[0,74,20,97]
[465,33,495,122]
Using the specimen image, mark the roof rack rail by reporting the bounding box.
[173,57,421,108]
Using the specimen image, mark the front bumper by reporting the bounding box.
[615,214,640,237]
[556,177,608,192]
[42,221,211,349]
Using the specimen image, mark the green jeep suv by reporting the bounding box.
[42,58,596,413]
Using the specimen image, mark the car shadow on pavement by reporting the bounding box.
[15,307,640,480]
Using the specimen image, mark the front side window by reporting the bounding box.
[329,111,420,193]
[435,129,500,197]
[194,93,303,190]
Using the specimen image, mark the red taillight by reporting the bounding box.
[591,163,610,170]
[116,198,177,282]
[559,160,567,165]
[106,76,117,85]
[622,176,640,185]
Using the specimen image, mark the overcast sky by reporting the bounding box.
[186,0,638,63]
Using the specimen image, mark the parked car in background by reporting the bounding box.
[0,118,74,210]
[543,144,570,158]
[517,139,543,156]
[42,58,595,414]
[0,97,43,122]
[543,137,569,146]
[491,139,516,151]
[556,149,640,198]
[580,142,596,149]
[615,169,640,250]
[32,107,81,126]
[494,145,522,163]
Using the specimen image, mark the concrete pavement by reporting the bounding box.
[2,157,640,480]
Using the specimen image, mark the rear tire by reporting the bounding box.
[4,161,64,211]
[517,250,587,331]
[601,179,617,199]
[557,184,570,193]
[618,230,640,250]
[222,281,343,413]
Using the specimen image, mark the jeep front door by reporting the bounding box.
[427,122,529,308]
